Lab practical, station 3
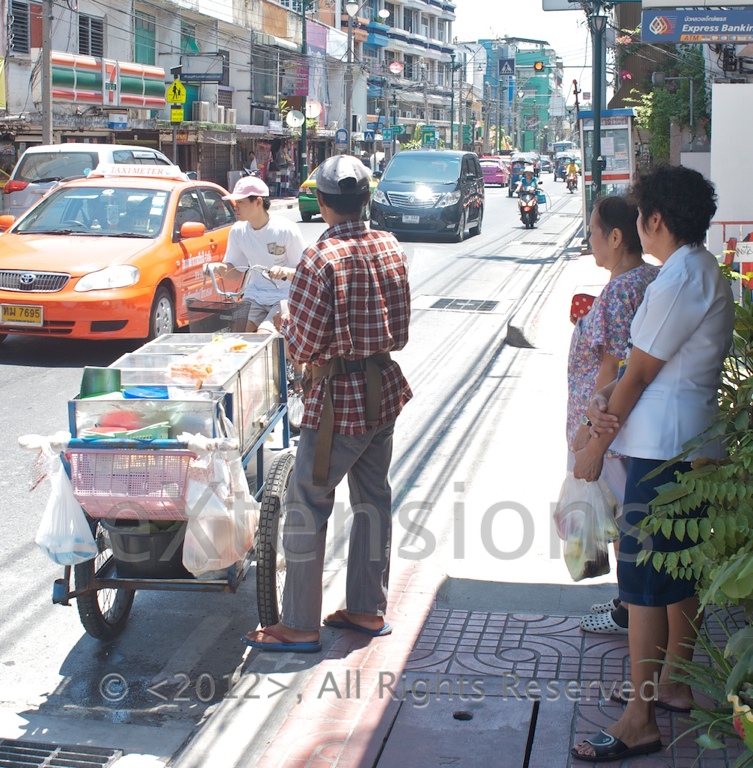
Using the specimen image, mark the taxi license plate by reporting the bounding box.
[1,304,44,327]
[402,214,420,224]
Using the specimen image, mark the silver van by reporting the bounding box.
[3,143,175,216]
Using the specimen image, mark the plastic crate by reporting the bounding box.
[66,448,195,520]
[185,298,250,334]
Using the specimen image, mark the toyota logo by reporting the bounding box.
[19,273,36,286]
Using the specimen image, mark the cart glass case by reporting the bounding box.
[69,334,282,453]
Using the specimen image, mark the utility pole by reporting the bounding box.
[484,82,491,154]
[300,0,308,181]
[41,0,53,144]
[449,51,456,150]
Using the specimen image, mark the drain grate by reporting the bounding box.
[430,297,499,313]
[0,739,122,768]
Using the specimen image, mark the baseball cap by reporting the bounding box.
[223,176,270,200]
[316,155,371,196]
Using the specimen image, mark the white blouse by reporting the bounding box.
[612,244,734,460]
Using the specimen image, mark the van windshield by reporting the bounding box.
[383,155,460,183]
[15,152,100,183]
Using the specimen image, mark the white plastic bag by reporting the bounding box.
[35,460,98,566]
[180,433,258,577]
[553,472,619,582]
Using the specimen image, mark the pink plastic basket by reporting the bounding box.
[66,448,195,521]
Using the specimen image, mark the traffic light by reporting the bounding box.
[533,61,545,72]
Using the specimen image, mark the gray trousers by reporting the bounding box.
[280,420,395,631]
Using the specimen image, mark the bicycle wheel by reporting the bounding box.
[256,451,295,627]
[74,521,135,640]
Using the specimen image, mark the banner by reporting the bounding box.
[642,8,753,43]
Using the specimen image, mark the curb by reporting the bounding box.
[505,224,585,349]
[269,198,298,213]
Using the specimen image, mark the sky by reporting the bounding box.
[453,0,598,103]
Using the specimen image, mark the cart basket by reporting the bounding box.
[186,297,250,334]
[66,442,196,521]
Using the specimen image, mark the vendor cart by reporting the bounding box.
[45,331,294,640]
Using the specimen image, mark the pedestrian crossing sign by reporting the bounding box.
[499,58,515,76]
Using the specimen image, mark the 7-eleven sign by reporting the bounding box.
[103,59,120,105]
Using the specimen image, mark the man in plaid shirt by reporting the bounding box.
[243,155,412,652]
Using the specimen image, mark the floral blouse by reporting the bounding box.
[566,262,660,452]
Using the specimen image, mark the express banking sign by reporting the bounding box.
[642,8,753,42]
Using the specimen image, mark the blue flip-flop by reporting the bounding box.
[242,626,322,653]
[323,611,392,637]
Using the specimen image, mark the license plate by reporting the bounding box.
[402,214,419,224]
[1,304,43,326]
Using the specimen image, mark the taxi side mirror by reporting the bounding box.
[179,221,206,240]
[0,214,16,231]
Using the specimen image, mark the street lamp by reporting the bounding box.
[345,0,360,155]
[450,51,456,150]
[589,3,608,202]
[391,91,398,156]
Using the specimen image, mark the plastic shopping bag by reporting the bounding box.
[35,461,98,566]
[180,433,258,578]
[553,472,619,582]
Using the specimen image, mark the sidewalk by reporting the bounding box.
[170,233,746,768]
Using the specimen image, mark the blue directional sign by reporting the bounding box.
[364,130,375,142]
[335,128,349,145]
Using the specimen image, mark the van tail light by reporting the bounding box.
[3,180,29,194]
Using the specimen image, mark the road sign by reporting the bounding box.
[335,128,349,145]
[364,130,375,142]
[462,124,472,144]
[499,58,515,76]
[166,79,186,104]
[170,104,184,123]
[422,126,437,147]
[382,127,392,141]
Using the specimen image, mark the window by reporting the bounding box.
[79,14,104,57]
[404,55,417,81]
[174,191,206,240]
[199,188,235,230]
[181,22,200,54]
[218,49,230,87]
[9,0,41,54]
[403,9,413,33]
[134,10,156,66]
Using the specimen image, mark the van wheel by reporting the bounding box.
[453,211,467,243]
[470,206,483,237]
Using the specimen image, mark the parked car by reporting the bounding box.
[0,165,235,343]
[479,157,509,187]
[3,143,176,217]
[298,164,378,222]
[370,150,484,241]
[539,156,553,173]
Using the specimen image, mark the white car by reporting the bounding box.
[2,143,176,217]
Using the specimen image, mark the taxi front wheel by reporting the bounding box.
[147,286,176,340]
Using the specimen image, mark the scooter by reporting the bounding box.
[566,173,578,194]
[518,189,540,229]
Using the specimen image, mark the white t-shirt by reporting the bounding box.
[223,216,306,304]
[612,244,734,460]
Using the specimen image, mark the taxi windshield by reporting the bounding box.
[15,185,169,237]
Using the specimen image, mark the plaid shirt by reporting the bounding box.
[281,219,412,434]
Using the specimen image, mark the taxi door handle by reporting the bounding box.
[209,238,218,252]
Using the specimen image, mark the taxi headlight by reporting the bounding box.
[75,266,140,292]
[372,188,388,205]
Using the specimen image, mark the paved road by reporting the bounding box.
[0,177,594,765]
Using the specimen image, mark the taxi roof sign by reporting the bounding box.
[88,164,188,181]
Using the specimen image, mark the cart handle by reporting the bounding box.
[203,262,279,300]
[67,437,191,450]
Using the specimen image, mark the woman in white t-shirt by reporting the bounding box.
[214,175,306,331]
[571,166,734,763]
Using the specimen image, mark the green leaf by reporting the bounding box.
[696,732,726,750]
[651,483,693,506]
[699,518,712,540]
[653,552,665,572]
[674,518,687,541]
[687,518,700,542]
[680,548,693,566]
[661,519,674,539]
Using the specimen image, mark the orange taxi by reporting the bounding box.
[0,165,236,343]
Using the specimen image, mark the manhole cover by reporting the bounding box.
[430,298,499,313]
[0,739,122,767]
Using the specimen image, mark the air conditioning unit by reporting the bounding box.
[216,105,225,123]
[252,108,270,126]
[328,121,338,130]
[226,108,237,125]
[192,101,210,122]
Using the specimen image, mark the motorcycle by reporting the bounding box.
[518,189,539,229]
[566,173,578,194]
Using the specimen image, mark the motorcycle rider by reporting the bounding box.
[566,159,579,191]
[515,165,540,227]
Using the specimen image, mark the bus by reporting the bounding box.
[552,140,576,155]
